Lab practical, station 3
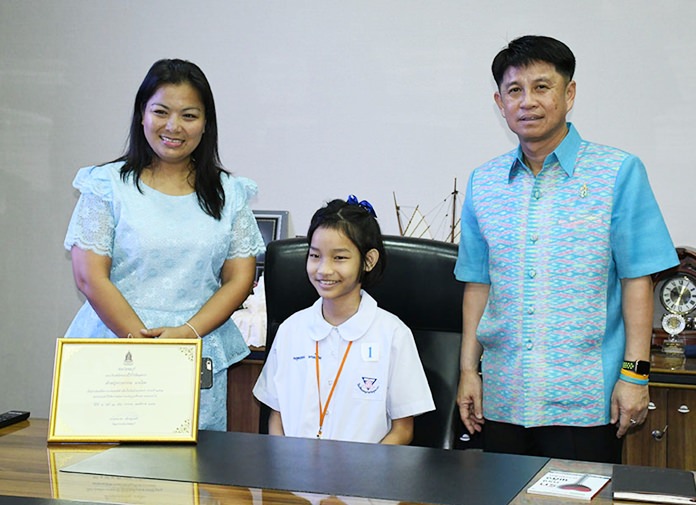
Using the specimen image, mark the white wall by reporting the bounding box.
[2,0,695,417]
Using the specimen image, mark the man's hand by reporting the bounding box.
[610,379,649,438]
[457,370,485,435]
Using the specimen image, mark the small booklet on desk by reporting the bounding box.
[526,470,610,500]
[612,465,696,504]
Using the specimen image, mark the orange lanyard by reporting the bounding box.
[315,339,353,439]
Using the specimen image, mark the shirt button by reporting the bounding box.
[528,269,537,278]
[527,307,535,315]
[530,234,539,243]
[534,190,542,200]
[526,340,534,350]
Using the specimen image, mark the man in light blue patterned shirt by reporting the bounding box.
[455,35,678,463]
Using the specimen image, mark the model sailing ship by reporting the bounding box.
[393,179,460,244]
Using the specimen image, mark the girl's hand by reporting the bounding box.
[139,326,197,339]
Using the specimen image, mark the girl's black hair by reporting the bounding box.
[116,58,225,219]
[307,198,386,288]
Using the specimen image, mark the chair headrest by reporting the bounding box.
[264,235,463,334]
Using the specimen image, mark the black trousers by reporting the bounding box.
[482,420,623,464]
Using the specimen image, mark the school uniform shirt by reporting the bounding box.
[253,291,435,443]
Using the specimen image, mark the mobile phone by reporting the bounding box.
[200,357,213,389]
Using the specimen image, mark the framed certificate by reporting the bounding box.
[48,338,202,443]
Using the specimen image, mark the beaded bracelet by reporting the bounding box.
[185,321,202,339]
[619,369,649,386]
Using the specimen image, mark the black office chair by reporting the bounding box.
[259,235,463,449]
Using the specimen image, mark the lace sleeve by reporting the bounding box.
[64,193,115,256]
[227,204,266,259]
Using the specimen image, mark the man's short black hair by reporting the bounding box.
[492,35,576,87]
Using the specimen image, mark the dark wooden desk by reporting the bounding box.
[0,419,619,505]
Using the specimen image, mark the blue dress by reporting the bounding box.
[64,162,265,430]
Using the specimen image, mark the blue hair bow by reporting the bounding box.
[347,194,377,217]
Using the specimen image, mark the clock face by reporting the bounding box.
[660,275,696,315]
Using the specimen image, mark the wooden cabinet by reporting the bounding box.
[226,356,264,433]
[623,384,696,470]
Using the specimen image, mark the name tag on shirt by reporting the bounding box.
[361,343,379,362]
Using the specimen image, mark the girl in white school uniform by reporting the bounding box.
[253,196,435,444]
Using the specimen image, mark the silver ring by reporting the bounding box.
[630,418,637,425]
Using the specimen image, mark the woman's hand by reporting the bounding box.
[139,325,199,339]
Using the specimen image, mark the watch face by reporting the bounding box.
[634,360,650,375]
[623,360,651,375]
[660,275,696,315]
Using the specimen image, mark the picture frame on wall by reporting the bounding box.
[253,210,289,280]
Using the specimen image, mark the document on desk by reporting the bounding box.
[527,470,610,500]
[48,338,202,443]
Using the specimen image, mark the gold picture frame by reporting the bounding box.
[48,338,202,443]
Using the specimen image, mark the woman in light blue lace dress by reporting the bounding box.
[63,59,265,431]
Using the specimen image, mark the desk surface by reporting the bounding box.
[0,419,618,505]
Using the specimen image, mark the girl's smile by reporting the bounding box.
[307,227,365,324]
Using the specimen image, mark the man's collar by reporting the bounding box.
[553,123,582,176]
[509,123,582,180]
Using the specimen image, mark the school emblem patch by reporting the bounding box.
[358,377,379,393]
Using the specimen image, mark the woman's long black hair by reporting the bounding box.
[116,59,225,219]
